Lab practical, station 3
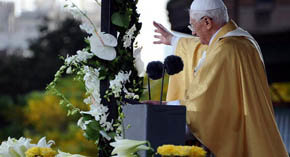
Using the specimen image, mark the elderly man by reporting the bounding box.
[150,0,289,156]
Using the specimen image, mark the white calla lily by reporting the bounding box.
[56,150,86,157]
[88,32,117,61]
[36,137,55,148]
[110,139,151,157]
[100,32,118,47]
[0,137,34,157]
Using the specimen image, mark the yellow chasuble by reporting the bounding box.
[167,20,288,157]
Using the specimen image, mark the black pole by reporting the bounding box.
[160,67,166,105]
[99,0,117,155]
[101,0,116,36]
[100,0,117,119]
[148,77,151,100]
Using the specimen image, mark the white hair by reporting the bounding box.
[189,7,229,26]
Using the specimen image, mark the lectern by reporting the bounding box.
[123,104,186,156]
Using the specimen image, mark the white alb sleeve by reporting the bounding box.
[166,100,181,106]
[170,36,180,55]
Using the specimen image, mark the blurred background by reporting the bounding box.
[0,0,289,155]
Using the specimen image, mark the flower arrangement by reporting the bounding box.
[157,145,206,157]
[110,138,154,157]
[0,137,84,157]
[46,0,145,156]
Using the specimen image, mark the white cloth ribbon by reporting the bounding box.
[194,27,265,73]
[221,27,264,65]
[194,50,207,74]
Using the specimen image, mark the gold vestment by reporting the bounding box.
[167,21,288,157]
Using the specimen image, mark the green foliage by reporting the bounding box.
[0,95,26,140]
[23,78,97,156]
[112,12,130,28]
[109,0,144,97]
[45,1,146,155]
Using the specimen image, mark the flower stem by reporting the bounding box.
[69,0,105,46]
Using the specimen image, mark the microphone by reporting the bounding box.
[146,56,184,105]
[146,61,164,80]
[164,55,184,75]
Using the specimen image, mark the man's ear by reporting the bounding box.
[204,17,213,30]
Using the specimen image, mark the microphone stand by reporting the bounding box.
[160,67,166,105]
[147,76,151,100]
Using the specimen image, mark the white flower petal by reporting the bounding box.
[56,150,86,157]
[100,32,118,47]
[99,130,112,141]
[0,137,35,157]
[76,50,93,62]
[122,25,137,48]
[66,66,72,74]
[110,139,148,156]
[36,137,55,148]
[79,23,94,35]
[89,34,116,61]
[95,46,116,61]
[89,34,102,48]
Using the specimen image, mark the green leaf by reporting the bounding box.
[111,12,130,28]
[108,132,116,138]
[71,109,79,115]
[88,121,101,131]
[82,114,93,121]
[85,124,100,140]
[59,100,64,105]
[67,110,71,116]
[99,76,106,80]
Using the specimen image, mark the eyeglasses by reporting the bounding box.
[187,16,210,32]
[187,25,195,32]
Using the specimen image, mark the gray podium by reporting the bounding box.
[123,104,186,156]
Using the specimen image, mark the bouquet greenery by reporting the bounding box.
[46,0,145,156]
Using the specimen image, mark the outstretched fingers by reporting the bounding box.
[153,35,164,44]
[153,23,167,35]
[153,21,173,45]
[153,41,163,44]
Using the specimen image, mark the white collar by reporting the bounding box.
[208,27,222,46]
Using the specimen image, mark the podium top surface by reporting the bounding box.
[124,104,186,111]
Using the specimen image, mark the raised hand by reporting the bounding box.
[153,21,174,45]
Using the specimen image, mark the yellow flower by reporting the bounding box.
[41,147,58,156]
[175,146,191,156]
[157,145,175,156]
[26,147,41,157]
[189,146,207,157]
[25,147,57,157]
[157,145,206,157]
